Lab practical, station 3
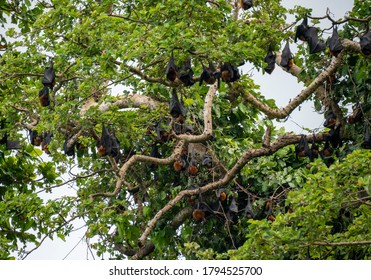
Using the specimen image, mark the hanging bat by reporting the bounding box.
[97,125,120,158]
[264,45,276,74]
[42,60,56,89]
[221,62,240,83]
[165,51,178,82]
[328,125,342,148]
[348,103,363,124]
[169,88,186,122]
[199,62,216,86]
[201,154,213,168]
[240,0,253,10]
[39,86,50,107]
[294,17,309,42]
[328,26,343,57]
[189,160,198,177]
[173,157,187,172]
[29,130,43,146]
[244,195,256,219]
[305,26,326,54]
[361,124,371,149]
[360,27,371,56]
[295,135,310,158]
[41,131,53,154]
[63,137,75,157]
[178,58,195,87]
[309,135,319,162]
[324,109,336,129]
[280,41,293,70]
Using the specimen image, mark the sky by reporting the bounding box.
[18,0,355,260]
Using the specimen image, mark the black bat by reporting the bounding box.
[348,103,363,124]
[328,125,342,148]
[244,195,256,219]
[361,124,371,149]
[39,86,50,107]
[360,27,371,56]
[221,62,240,83]
[264,45,276,74]
[201,154,213,168]
[199,62,216,86]
[324,109,336,129]
[42,60,56,89]
[29,130,43,146]
[97,125,112,157]
[305,26,326,54]
[295,135,310,158]
[165,52,178,82]
[41,131,53,154]
[240,0,253,10]
[280,41,293,70]
[5,139,21,150]
[328,26,343,57]
[63,137,75,157]
[178,58,195,87]
[294,17,309,42]
[308,135,319,162]
[169,88,187,121]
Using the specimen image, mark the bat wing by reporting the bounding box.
[360,29,371,56]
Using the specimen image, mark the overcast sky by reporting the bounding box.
[22,0,355,260]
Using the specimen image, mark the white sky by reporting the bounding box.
[19,0,354,260]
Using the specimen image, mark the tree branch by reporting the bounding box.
[302,240,371,247]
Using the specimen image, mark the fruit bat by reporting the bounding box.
[189,160,198,177]
[348,103,363,124]
[240,0,253,10]
[321,140,332,158]
[173,157,187,172]
[63,137,75,157]
[199,62,216,86]
[41,131,53,154]
[360,27,371,56]
[39,86,50,107]
[229,197,238,213]
[295,135,310,158]
[178,58,195,87]
[361,124,371,149]
[328,26,343,57]
[42,60,56,89]
[280,41,293,70]
[165,52,178,82]
[305,27,326,54]
[29,130,42,146]
[294,17,309,42]
[201,154,213,168]
[324,109,336,129]
[169,88,187,120]
[221,62,240,83]
[264,45,276,74]
[97,125,120,158]
[309,135,319,162]
[244,195,256,219]
[328,125,342,148]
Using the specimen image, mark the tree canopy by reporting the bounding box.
[0,0,370,260]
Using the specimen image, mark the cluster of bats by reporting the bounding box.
[263,17,371,75]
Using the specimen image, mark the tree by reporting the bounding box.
[0,0,370,260]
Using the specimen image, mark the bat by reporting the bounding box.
[63,137,75,157]
[97,125,120,158]
[173,157,187,172]
[305,26,326,54]
[328,125,342,148]
[294,17,309,42]
[165,52,178,82]
[328,26,343,57]
[309,135,319,161]
[178,58,195,87]
[199,62,216,86]
[348,103,363,124]
[169,88,186,121]
[280,41,293,70]
[264,45,276,74]
[201,154,213,168]
[240,0,253,10]
[324,109,336,129]
[295,135,310,158]
[361,124,371,149]
[360,27,371,56]
[38,86,50,107]
[42,60,56,89]
[221,62,240,83]
[189,160,198,177]
[41,131,53,154]
[29,130,43,146]
[243,195,256,219]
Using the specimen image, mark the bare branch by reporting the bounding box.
[302,240,371,247]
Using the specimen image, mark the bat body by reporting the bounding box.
[41,132,53,154]
[305,27,326,54]
[166,52,178,82]
[280,41,293,70]
[220,62,240,83]
[295,135,310,158]
[39,86,50,107]
[362,124,371,149]
[360,28,371,56]
[97,125,120,158]
[324,109,336,129]
[42,61,56,89]
[178,58,195,87]
[199,62,216,86]
[294,17,309,42]
[329,26,343,57]
[169,88,187,120]
[264,46,276,74]
[30,130,43,146]
[240,0,253,10]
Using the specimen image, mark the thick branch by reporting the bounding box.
[303,240,371,247]
[138,132,329,246]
